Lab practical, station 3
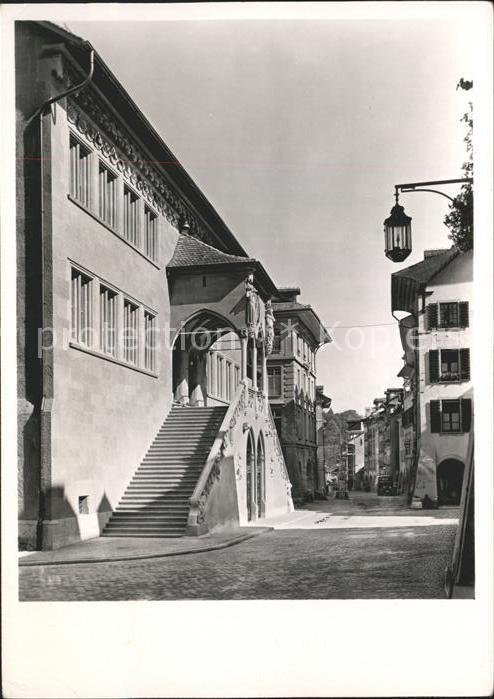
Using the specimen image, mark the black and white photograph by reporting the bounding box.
[2,2,493,697]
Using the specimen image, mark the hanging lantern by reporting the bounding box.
[384,200,412,262]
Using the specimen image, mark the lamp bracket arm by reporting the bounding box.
[398,187,456,203]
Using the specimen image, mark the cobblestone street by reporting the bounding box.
[19,493,458,601]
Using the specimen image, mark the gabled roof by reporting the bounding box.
[32,21,248,257]
[167,233,278,297]
[391,247,459,313]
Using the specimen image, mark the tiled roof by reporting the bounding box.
[168,233,255,268]
[391,247,459,313]
[392,247,458,284]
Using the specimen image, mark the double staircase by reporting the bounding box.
[103,406,227,538]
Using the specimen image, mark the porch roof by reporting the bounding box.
[167,233,278,297]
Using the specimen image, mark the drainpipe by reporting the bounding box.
[26,44,94,548]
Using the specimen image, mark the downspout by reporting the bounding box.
[26,44,94,548]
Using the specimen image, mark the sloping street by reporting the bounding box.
[20,494,458,601]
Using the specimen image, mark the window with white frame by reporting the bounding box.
[144,206,158,261]
[98,161,117,228]
[144,311,156,371]
[123,186,139,246]
[70,135,91,208]
[71,268,93,346]
[99,285,118,357]
[123,299,139,365]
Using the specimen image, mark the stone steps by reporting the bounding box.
[103,406,226,538]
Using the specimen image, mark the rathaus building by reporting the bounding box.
[16,21,330,550]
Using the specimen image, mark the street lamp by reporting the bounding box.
[384,178,473,263]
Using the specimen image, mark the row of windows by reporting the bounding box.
[71,266,157,373]
[70,135,159,263]
[429,348,470,383]
[427,301,469,330]
[206,351,240,403]
[430,399,472,434]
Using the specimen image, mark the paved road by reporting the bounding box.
[19,493,458,601]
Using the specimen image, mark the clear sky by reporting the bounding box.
[68,9,478,415]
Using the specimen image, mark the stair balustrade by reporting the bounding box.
[186,381,293,535]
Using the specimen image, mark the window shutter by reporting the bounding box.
[459,302,469,328]
[460,348,470,381]
[461,399,472,432]
[430,400,441,433]
[427,303,438,330]
[429,350,440,383]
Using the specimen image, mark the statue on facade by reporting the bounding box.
[245,273,261,337]
[265,299,275,355]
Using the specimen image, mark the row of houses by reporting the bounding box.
[16,21,331,550]
[353,247,473,507]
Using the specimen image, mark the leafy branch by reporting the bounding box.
[444,79,473,251]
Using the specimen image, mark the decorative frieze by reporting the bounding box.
[66,90,216,246]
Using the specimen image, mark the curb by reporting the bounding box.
[18,527,273,567]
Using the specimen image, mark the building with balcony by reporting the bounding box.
[392,248,473,507]
[266,288,331,502]
[16,21,294,550]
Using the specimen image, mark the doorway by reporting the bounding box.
[437,458,465,506]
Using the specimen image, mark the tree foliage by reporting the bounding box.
[444,79,473,251]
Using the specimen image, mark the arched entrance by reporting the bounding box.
[246,431,255,521]
[256,433,265,518]
[437,458,465,506]
[172,311,242,406]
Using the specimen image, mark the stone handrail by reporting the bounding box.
[186,382,248,534]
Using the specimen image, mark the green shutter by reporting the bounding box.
[461,399,472,432]
[429,350,440,383]
[459,302,469,328]
[460,348,470,380]
[430,401,441,433]
[427,303,438,330]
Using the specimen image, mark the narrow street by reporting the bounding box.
[19,493,458,601]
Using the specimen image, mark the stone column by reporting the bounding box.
[252,340,258,390]
[240,331,248,380]
[174,349,189,404]
[261,342,268,399]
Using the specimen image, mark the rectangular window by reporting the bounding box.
[218,356,224,398]
[99,285,117,357]
[225,360,232,400]
[272,328,282,353]
[430,349,470,382]
[70,136,91,207]
[429,301,469,330]
[144,311,156,372]
[71,268,92,346]
[234,365,240,391]
[123,299,139,365]
[98,162,117,228]
[268,367,282,397]
[431,399,472,434]
[144,206,158,261]
[123,186,139,246]
[297,335,301,356]
[441,400,461,433]
[440,349,460,381]
[439,302,459,328]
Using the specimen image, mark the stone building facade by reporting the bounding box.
[392,248,473,507]
[16,21,293,550]
[266,288,331,502]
